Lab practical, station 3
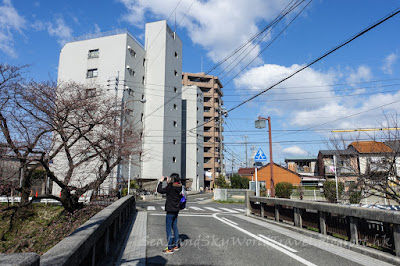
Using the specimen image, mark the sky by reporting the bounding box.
[1,0,400,171]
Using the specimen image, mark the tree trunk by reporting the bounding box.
[20,166,30,205]
[60,188,83,213]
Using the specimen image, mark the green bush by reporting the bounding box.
[323,181,344,203]
[130,180,139,190]
[275,182,293,198]
[348,183,362,204]
[215,175,230,188]
[230,174,250,189]
[121,188,128,197]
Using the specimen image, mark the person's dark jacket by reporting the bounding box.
[157,182,183,214]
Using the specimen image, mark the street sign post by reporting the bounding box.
[254,148,267,197]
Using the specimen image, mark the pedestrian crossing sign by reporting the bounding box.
[254,148,267,162]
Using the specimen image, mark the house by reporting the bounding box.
[347,141,393,174]
[249,163,301,192]
[285,156,324,186]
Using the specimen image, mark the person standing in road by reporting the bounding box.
[157,173,182,254]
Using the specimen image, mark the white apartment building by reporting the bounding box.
[54,20,186,195]
[182,86,204,191]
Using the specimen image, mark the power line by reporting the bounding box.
[226,7,400,114]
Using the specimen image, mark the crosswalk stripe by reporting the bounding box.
[204,207,221,212]
[218,207,239,213]
[233,208,244,212]
[147,206,156,211]
[189,206,204,211]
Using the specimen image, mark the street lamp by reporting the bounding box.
[255,116,275,197]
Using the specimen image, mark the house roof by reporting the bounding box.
[348,141,393,154]
[285,156,317,162]
[258,162,301,177]
[238,168,255,175]
[318,149,356,156]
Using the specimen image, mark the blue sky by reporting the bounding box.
[1,0,400,170]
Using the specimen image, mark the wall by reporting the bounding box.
[251,164,301,189]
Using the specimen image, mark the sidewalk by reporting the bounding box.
[116,212,147,266]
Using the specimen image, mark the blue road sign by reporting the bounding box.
[254,148,267,162]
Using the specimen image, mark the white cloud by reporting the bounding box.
[234,63,337,114]
[346,65,372,84]
[0,0,26,57]
[282,146,307,155]
[382,53,398,75]
[233,62,400,131]
[118,0,294,64]
[94,24,101,34]
[46,17,73,46]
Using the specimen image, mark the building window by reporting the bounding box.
[128,46,136,57]
[88,49,99,59]
[197,148,199,153]
[173,157,176,163]
[197,162,199,167]
[141,113,144,122]
[174,87,177,93]
[175,52,178,58]
[127,67,135,76]
[174,70,178,77]
[142,76,145,85]
[173,121,177,127]
[173,139,177,145]
[173,104,177,110]
[143,58,146,67]
[86,69,98,78]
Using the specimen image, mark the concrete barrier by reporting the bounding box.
[41,195,136,266]
[0,253,39,266]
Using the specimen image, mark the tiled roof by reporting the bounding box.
[238,168,255,175]
[348,141,393,153]
[285,156,317,161]
[319,149,357,156]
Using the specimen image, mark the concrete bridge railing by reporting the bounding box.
[245,191,400,263]
[0,195,136,266]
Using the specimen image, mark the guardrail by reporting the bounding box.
[245,191,400,258]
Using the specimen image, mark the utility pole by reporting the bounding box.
[244,135,248,168]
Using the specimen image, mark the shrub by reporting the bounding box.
[230,174,250,189]
[323,180,344,203]
[275,182,293,198]
[215,175,230,188]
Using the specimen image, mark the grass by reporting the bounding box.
[0,203,105,255]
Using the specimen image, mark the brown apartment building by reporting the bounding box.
[182,72,224,188]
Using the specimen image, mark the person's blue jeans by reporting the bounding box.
[166,213,179,250]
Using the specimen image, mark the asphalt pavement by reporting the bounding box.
[126,193,392,266]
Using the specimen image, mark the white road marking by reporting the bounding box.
[220,217,238,225]
[161,206,165,210]
[234,208,245,212]
[218,207,239,213]
[196,198,205,200]
[213,214,317,266]
[258,234,298,253]
[204,207,221,212]
[150,213,212,217]
[190,206,204,211]
[147,206,156,211]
